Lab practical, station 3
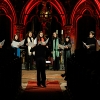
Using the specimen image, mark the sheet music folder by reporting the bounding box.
[0,39,5,46]
[82,41,95,47]
[28,42,36,47]
[97,40,100,45]
[38,38,49,45]
[58,44,65,49]
[11,39,25,48]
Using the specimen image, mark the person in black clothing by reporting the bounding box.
[24,31,35,70]
[51,32,61,70]
[30,42,47,87]
[61,36,72,80]
[11,34,21,57]
[37,31,49,60]
[84,31,96,54]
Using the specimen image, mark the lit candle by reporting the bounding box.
[45,11,48,18]
[61,30,63,35]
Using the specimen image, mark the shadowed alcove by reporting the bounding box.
[77,11,96,49]
[0,11,11,48]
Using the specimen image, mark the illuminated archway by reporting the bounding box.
[20,0,66,28]
[95,0,100,14]
[70,0,100,51]
[0,0,17,40]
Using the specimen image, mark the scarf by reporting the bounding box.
[38,37,44,42]
[53,38,59,60]
[27,37,35,55]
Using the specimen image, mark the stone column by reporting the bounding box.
[96,25,100,51]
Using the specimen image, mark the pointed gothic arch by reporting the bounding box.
[70,0,100,51]
[0,0,17,39]
[19,0,67,27]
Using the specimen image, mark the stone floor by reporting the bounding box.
[16,69,73,100]
[21,70,67,91]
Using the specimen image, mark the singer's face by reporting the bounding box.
[53,33,57,37]
[29,32,32,37]
[66,38,69,42]
[89,33,94,38]
[40,32,43,37]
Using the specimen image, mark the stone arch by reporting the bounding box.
[20,0,67,28]
[70,0,100,51]
[0,0,17,39]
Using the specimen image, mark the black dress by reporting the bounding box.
[63,41,72,75]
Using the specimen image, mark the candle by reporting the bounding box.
[61,30,63,35]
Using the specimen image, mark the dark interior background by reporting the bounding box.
[0,15,11,48]
[77,15,96,49]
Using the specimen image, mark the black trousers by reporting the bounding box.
[26,55,33,70]
[53,57,60,70]
[64,58,67,74]
[36,57,46,85]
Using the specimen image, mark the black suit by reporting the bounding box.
[30,44,47,86]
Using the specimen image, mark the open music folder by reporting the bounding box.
[28,38,37,47]
[82,41,87,47]
[28,42,36,47]
[19,39,25,46]
[97,40,100,45]
[38,38,49,45]
[58,44,65,49]
[11,39,25,48]
[82,41,95,48]
[45,38,49,44]
[0,39,5,46]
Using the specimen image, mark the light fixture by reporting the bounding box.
[40,1,52,21]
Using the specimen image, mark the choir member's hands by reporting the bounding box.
[38,41,41,45]
[18,44,21,47]
[46,45,48,48]
[86,45,90,49]
[42,44,46,46]
[42,42,46,46]
[11,43,13,47]
[26,43,28,46]
[32,44,36,48]
[60,51,62,55]
[64,46,68,49]
[0,44,2,48]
